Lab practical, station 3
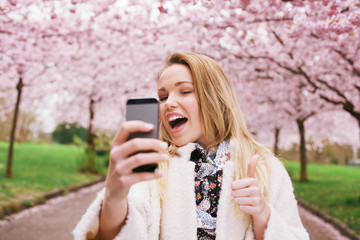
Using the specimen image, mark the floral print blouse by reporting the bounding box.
[190,141,231,240]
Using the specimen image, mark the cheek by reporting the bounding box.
[184,98,201,122]
[191,106,202,127]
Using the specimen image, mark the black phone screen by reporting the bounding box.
[126,97,159,172]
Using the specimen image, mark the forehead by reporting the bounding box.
[158,64,192,87]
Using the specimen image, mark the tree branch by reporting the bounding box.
[355,84,360,92]
[319,94,359,121]
[272,31,284,46]
[302,111,316,121]
[247,17,293,24]
[334,49,360,77]
[316,78,348,101]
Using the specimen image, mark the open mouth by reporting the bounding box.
[168,115,188,131]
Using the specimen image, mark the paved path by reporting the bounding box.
[0,182,353,240]
[0,182,104,240]
[299,206,351,240]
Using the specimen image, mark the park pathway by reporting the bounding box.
[0,182,352,240]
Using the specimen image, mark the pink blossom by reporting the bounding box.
[9,0,17,7]
[158,6,167,14]
[16,63,24,74]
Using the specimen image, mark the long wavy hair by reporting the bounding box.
[158,52,273,205]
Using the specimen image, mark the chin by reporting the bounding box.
[172,138,193,147]
[173,141,189,147]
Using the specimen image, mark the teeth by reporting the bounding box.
[168,115,185,122]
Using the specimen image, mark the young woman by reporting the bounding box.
[73,53,309,240]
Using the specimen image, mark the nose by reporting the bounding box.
[164,93,177,109]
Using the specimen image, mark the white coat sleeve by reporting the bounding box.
[264,158,309,240]
[72,182,152,240]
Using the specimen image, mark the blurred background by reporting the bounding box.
[0,0,359,239]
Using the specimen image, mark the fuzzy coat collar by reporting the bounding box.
[159,142,254,239]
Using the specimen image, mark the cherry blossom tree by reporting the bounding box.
[170,0,359,181]
[1,0,359,180]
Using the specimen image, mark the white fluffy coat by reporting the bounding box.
[73,143,309,240]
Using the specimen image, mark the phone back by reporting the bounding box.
[126,98,159,172]
[126,98,159,140]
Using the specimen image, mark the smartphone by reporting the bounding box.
[126,97,159,172]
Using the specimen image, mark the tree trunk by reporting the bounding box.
[358,121,360,159]
[273,127,280,156]
[86,98,96,172]
[5,77,23,178]
[297,119,308,182]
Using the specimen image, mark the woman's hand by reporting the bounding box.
[231,155,270,240]
[105,120,168,201]
[99,120,168,240]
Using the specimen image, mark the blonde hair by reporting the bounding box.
[158,52,273,209]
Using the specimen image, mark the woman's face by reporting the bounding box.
[158,64,211,147]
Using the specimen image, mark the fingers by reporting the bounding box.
[104,121,167,203]
[247,154,259,178]
[238,205,259,216]
[231,178,259,200]
[115,152,168,175]
[231,173,266,217]
[121,171,163,187]
[232,185,258,198]
[111,138,168,161]
[105,150,168,200]
[105,169,163,200]
[112,120,155,147]
[232,178,257,190]
[232,183,264,217]
[234,196,261,206]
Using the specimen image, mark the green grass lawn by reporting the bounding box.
[283,161,360,235]
[0,141,108,203]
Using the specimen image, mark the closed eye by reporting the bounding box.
[159,96,168,101]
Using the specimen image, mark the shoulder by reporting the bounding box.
[268,156,288,175]
[266,156,295,202]
[266,156,291,183]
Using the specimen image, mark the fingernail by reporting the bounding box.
[161,153,169,161]
[159,141,168,150]
[144,123,154,130]
[156,170,163,177]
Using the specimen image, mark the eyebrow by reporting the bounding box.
[158,81,193,91]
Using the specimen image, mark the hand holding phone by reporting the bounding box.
[126,97,160,172]
[100,115,166,238]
